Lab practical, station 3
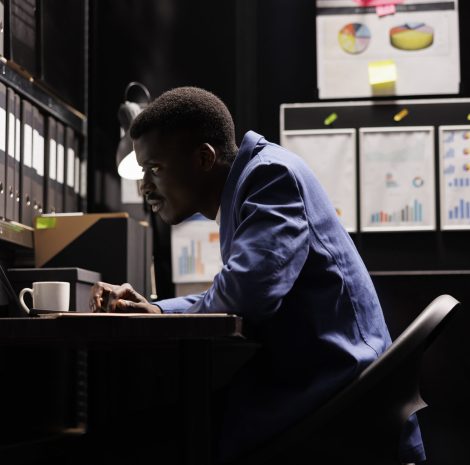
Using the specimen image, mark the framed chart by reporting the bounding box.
[360,126,435,232]
[171,215,222,283]
[281,128,357,232]
[315,0,460,99]
[439,125,470,230]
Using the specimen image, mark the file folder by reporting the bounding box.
[0,82,6,219]
[65,126,76,212]
[46,116,57,213]
[5,87,16,220]
[73,132,81,212]
[32,105,45,215]
[21,100,34,226]
[0,1,4,57]
[13,92,21,222]
[80,156,87,209]
[55,121,65,213]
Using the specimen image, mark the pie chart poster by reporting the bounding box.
[316,0,460,99]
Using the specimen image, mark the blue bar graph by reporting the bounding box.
[448,199,470,220]
[444,148,455,158]
[370,200,423,224]
[450,178,470,187]
[443,165,455,175]
[177,239,204,276]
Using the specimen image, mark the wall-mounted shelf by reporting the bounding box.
[0,219,34,249]
[0,58,86,136]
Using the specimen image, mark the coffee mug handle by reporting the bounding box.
[19,288,33,314]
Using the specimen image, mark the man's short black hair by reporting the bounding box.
[130,86,238,163]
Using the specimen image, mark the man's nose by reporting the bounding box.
[140,171,155,196]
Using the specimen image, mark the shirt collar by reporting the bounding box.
[218,131,265,227]
[215,207,221,226]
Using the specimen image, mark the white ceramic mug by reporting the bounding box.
[19,281,70,314]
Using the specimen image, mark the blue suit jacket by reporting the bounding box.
[156,131,425,463]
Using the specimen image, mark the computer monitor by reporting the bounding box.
[0,264,26,316]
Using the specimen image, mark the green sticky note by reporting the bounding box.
[35,217,57,230]
[324,112,338,126]
[368,59,397,86]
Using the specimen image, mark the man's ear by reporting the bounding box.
[197,143,217,171]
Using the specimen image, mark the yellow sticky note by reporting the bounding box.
[393,108,409,122]
[368,60,397,86]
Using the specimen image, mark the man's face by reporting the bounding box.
[135,130,206,224]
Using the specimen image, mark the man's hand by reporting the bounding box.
[89,281,161,313]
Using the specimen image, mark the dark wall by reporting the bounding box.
[88,0,470,282]
[88,0,237,213]
[41,0,86,112]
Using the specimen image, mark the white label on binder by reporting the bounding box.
[37,134,45,177]
[33,129,40,171]
[23,124,33,167]
[67,147,75,187]
[0,108,6,152]
[49,139,57,180]
[74,156,80,194]
[80,159,87,197]
[15,118,21,162]
[7,112,15,156]
[57,144,65,184]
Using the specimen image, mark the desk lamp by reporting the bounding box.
[116,82,151,180]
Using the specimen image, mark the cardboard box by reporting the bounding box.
[8,267,101,313]
[33,213,153,298]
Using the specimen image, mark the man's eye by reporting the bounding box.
[151,166,161,175]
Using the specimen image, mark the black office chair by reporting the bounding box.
[231,294,461,465]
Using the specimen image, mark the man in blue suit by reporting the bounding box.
[91,86,425,464]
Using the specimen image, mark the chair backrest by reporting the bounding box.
[234,294,461,465]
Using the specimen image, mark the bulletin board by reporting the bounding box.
[359,126,435,231]
[280,98,470,232]
[315,0,460,99]
[438,125,470,230]
[281,129,357,231]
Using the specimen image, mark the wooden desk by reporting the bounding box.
[0,313,244,465]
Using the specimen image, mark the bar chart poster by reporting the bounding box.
[281,129,357,232]
[171,216,222,283]
[360,127,435,232]
[439,126,470,230]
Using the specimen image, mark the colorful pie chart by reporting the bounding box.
[338,23,371,55]
[390,23,434,51]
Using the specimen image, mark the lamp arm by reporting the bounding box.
[124,81,151,104]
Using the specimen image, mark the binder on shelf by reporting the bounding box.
[10,0,37,75]
[65,126,76,212]
[80,155,87,210]
[46,116,57,213]
[13,93,21,222]
[5,88,16,220]
[32,106,45,215]
[73,132,81,212]
[0,83,6,219]
[21,100,34,227]
[55,121,65,213]
[0,1,4,57]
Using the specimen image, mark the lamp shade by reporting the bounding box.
[116,83,151,179]
[117,149,143,180]
[116,100,144,180]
